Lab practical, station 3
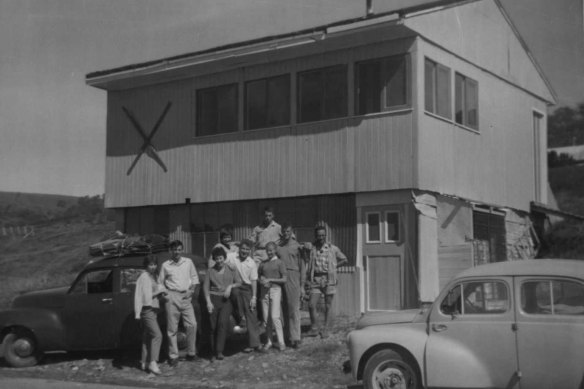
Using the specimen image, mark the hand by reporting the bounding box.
[223,286,232,299]
[207,301,214,314]
[300,289,306,300]
[303,242,313,251]
[250,298,257,311]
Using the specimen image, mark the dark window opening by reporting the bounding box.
[196,83,238,136]
[298,65,347,123]
[455,72,479,130]
[473,211,506,265]
[424,58,451,119]
[246,75,290,130]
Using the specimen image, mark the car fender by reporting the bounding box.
[0,308,66,352]
[347,322,428,381]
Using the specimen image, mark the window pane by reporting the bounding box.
[266,75,290,127]
[522,281,552,314]
[246,79,267,130]
[357,61,382,114]
[466,78,478,129]
[455,73,464,125]
[386,212,400,241]
[462,281,509,314]
[424,59,435,112]
[523,280,584,315]
[71,270,113,295]
[299,70,323,123]
[367,213,381,242]
[197,84,238,136]
[440,284,462,315]
[436,64,451,118]
[120,268,142,294]
[217,84,238,133]
[386,57,407,107]
[473,211,506,264]
[324,66,347,120]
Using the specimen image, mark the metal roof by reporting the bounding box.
[456,259,584,279]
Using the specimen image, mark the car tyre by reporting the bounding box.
[363,349,420,389]
[3,331,41,368]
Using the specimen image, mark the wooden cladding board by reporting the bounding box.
[438,244,473,290]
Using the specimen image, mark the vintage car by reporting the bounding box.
[347,259,584,389]
[0,253,207,368]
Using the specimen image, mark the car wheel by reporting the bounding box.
[3,331,41,368]
[363,349,420,389]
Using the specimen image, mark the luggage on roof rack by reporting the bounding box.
[89,233,170,257]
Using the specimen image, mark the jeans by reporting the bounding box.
[261,285,284,346]
[282,269,302,342]
[165,290,197,359]
[140,307,162,364]
[232,284,260,348]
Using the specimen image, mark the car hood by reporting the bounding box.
[355,308,427,329]
[12,286,69,309]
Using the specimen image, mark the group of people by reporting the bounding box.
[133,207,348,374]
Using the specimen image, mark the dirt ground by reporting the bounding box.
[0,316,360,389]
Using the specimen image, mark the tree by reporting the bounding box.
[548,104,584,147]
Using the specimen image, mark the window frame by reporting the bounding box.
[424,57,452,120]
[440,279,510,316]
[455,72,479,130]
[195,82,239,137]
[365,211,382,243]
[384,210,401,243]
[297,64,348,124]
[355,54,411,115]
[244,74,291,131]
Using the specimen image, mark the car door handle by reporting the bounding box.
[431,324,448,332]
[101,298,113,304]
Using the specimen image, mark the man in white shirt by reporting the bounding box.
[249,207,281,264]
[158,240,199,366]
[226,239,262,353]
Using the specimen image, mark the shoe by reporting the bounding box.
[278,343,286,352]
[233,325,247,334]
[148,361,161,375]
[168,358,179,367]
[217,353,224,360]
[185,354,199,362]
[262,341,273,351]
[305,328,319,337]
[291,340,300,349]
[243,346,263,353]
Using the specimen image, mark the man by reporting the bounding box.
[158,240,199,366]
[249,207,281,264]
[226,239,262,353]
[208,227,238,268]
[276,223,306,348]
[306,225,348,339]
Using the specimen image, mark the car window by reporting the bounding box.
[120,268,143,294]
[70,269,114,295]
[521,279,584,315]
[441,280,509,315]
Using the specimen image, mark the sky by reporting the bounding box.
[0,0,583,197]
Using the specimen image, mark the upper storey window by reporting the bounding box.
[356,54,410,115]
[298,65,347,123]
[245,75,290,130]
[196,83,238,136]
[455,72,479,130]
[424,58,451,119]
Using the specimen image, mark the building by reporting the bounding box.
[86,0,556,314]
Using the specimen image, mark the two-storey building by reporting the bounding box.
[86,0,556,314]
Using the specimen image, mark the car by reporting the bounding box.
[346,259,584,389]
[0,253,207,368]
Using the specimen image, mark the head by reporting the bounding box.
[238,239,253,259]
[219,228,233,246]
[314,226,327,245]
[265,241,277,260]
[281,223,293,242]
[262,206,274,226]
[211,246,227,269]
[169,240,184,261]
[143,254,159,275]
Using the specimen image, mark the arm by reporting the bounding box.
[204,269,213,313]
[133,273,147,319]
[250,280,257,311]
[335,246,349,267]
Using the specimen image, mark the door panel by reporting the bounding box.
[367,256,401,310]
[425,278,519,388]
[515,277,584,389]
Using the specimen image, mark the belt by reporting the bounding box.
[168,289,188,293]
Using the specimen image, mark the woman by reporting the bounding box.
[134,254,166,374]
[204,246,241,361]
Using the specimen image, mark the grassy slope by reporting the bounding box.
[0,221,115,308]
[0,191,79,226]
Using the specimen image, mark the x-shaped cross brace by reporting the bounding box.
[122,102,172,176]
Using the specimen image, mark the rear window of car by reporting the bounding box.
[521,279,584,315]
[440,280,509,315]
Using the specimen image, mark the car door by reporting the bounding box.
[62,268,117,350]
[115,267,144,348]
[515,276,584,389]
[425,277,520,388]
